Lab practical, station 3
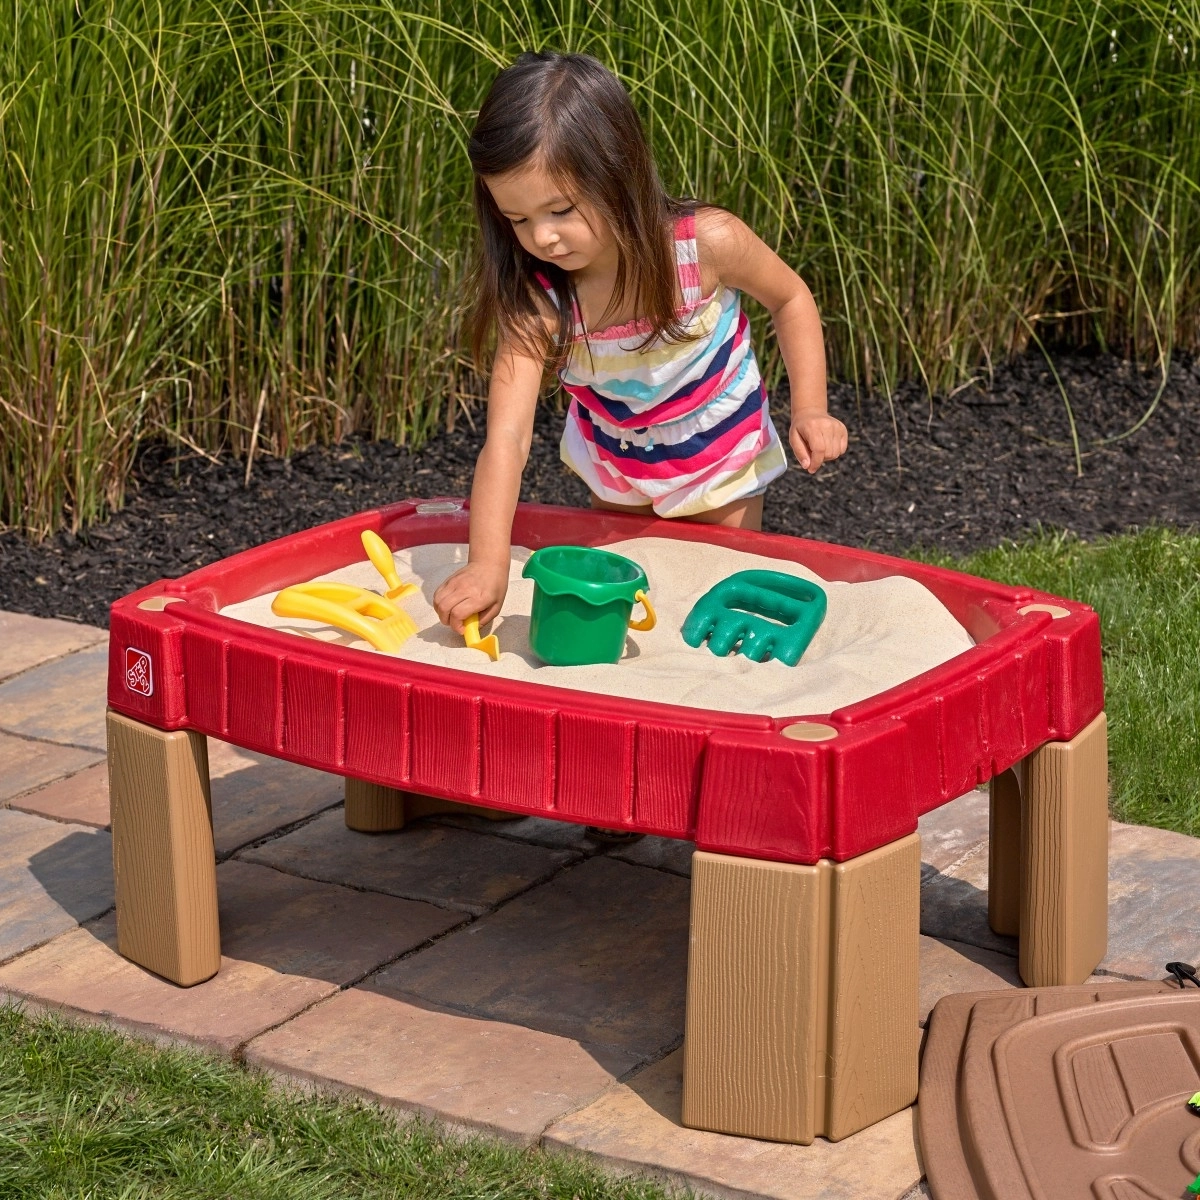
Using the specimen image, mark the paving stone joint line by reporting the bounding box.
[1,758,108,810]
[920,837,988,885]
[614,1033,686,1085]
[238,834,585,916]
[0,725,111,757]
[250,871,473,987]
[1091,964,1156,983]
[0,639,107,687]
[330,848,635,992]
[216,797,347,862]
[427,813,619,855]
[231,989,354,1067]
[0,902,117,973]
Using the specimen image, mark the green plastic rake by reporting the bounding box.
[681,570,827,666]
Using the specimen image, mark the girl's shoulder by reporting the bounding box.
[488,275,563,364]
[691,205,756,284]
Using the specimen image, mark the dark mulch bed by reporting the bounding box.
[2,349,1198,629]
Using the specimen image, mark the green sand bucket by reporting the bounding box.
[522,546,657,666]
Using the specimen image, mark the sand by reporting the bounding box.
[218,536,975,718]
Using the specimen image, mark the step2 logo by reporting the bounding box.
[125,648,153,697]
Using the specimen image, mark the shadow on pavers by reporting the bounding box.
[25,831,114,924]
[8,830,115,962]
[920,867,1017,958]
[355,854,690,1068]
[208,750,345,860]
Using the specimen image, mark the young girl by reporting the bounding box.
[434,51,847,634]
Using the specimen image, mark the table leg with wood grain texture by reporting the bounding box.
[681,833,921,1144]
[987,712,1109,986]
[106,709,221,987]
[1019,711,1109,987]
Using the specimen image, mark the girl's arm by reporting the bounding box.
[696,209,847,473]
[432,340,543,632]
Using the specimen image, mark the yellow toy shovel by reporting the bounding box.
[271,582,418,653]
[361,530,419,601]
[462,613,500,662]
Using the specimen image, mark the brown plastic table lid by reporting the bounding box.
[920,982,1200,1200]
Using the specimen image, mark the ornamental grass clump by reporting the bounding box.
[2,0,1197,534]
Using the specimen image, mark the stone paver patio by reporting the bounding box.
[2,609,1196,1199]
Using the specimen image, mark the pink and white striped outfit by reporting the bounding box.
[541,211,787,517]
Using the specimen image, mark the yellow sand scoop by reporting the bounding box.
[360,530,419,601]
[271,582,418,653]
[462,613,500,661]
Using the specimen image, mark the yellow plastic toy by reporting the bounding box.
[360,530,419,601]
[462,614,500,662]
[271,582,418,653]
[360,528,498,660]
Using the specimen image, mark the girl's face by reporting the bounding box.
[485,160,614,273]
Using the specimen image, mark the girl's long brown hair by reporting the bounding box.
[466,52,693,371]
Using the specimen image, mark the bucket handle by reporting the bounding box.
[628,590,657,632]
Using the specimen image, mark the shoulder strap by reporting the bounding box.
[674,210,703,305]
[534,270,585,339]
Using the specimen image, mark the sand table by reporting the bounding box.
[219,536,975,717]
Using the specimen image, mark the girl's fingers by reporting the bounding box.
[433,585,459,624]
[792,417,849,472]
[436,584,471,627]
[434,565,509,635]
[447,598,474,633]
[789,427,811,469]
[449,593,492,634]
[800,430,821,473]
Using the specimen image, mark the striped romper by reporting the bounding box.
[544,211,788,518]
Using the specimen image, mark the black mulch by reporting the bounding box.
[2,349,1197,629]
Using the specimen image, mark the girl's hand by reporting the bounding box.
[789,409,848,474]
[434,560,509,634]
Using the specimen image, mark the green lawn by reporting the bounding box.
[933,526,1200,835]
[0,1006,667,1200]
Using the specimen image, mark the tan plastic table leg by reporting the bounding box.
[682,833,921,1144]
[344,779,408,831]
[988,767,1022,937]
[344,779,519,832]
[107,710,220,986]
[1019,710,1109,986]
